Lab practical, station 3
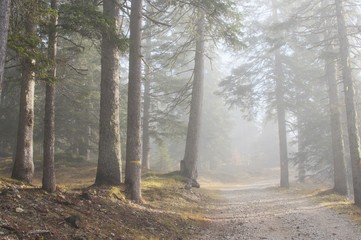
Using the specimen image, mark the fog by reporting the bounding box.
[1,0,361,210]
[4,0,361,238]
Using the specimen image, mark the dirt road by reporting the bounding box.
[196,182,361,240]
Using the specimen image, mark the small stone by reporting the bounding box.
[58,194,66,199]
[15,207,24,213]
[65,215,81,228]
[79,192,91,200]
[10,187,19,193]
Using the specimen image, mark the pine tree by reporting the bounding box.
[95,0,122,186]
[42,0,58,192]
[11,0,39,183]
[0,0,10,99]
[181,9,205,183]
[335,0,361,205]
[125,0,143,202]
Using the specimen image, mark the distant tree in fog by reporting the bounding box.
[178,0,242,186]
[335,0,361,206]
[181,9,205,183]
[271,0,289,188]
[289,0,348,195]
[219,0,361,194]
[0,0,10,99]
[219,0,293,188]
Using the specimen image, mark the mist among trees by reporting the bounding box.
[2,0,361,237]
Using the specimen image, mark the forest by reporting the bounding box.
[2,0,361,239]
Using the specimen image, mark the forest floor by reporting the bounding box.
[1,158,361,239]
[0,158,210,239]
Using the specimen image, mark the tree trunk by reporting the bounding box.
[272,0,289,188]
[125,0,143,202]
[87,126,91,161]
[275,59,289,188]
[142,30,151,171]
[78,126,91,161]
[42,0,58,193]
[181,11,205,182]
[43,85,56,191]
[325,51,347,195]
[297,116,306,183]
[11,5,36,183]
[294,50,306,183]
[142,73,151,171]
[95,0,122,186]
[0,0,10,99]
[335,0,361,205]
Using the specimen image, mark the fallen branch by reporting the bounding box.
[0,225,16,232]
[27,230,51,235]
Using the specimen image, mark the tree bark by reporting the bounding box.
[0,0,10,99]
[272,0,289,188]
[181,10,205,181]
[125,0,143,202]
[42,0,58,193]
[335,0,361,204]
[95,0,122,186]
[11,3,36,183]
